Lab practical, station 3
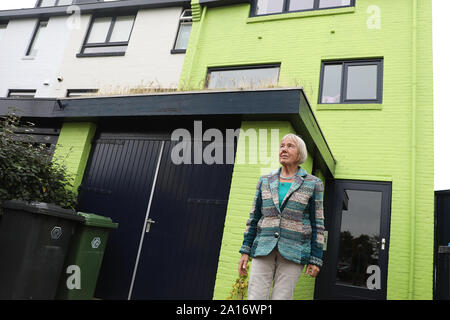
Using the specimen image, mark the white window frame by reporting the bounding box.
[37,0,73,7]
[7,90,37,98]
[171,9,193,54]
[25,20,48,57]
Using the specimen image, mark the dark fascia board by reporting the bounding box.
[0,0,190,22]
[55,89,302,117]
[198,0,251,8]
[297,89,336,179]
[435,189,450,195]
[0,88,336,177]
[0,98,57,118]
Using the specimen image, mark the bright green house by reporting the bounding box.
[1,0,432,300]
[178,0,434,300]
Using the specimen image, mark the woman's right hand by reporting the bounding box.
[238,254,249,276]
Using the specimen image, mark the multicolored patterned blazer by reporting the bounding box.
[239,167,325,267]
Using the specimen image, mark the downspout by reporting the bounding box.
[408,0,418,300]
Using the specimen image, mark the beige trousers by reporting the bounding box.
[247,248,304,300]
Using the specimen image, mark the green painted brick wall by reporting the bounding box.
[53,122,96,193]
[183,0,434,299]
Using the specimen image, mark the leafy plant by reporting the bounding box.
[0,112,77,210]
[227,261,250,300]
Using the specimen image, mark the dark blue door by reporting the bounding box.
[435,190,450,300]
[315,180,392,300]
[77,126,236,299]
[130,140,234,299]
[77,137,163,300]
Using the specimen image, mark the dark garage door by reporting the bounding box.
[77,126,237,300]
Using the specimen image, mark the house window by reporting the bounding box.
[7,90,37,98]
[206,65,280,89]
[319,59,383,104]
[289,0,315,11]
[37,0,73,7]
[78,15,136,57]
[171,9,192,54]
[319,0,352,8]
[38,0,73,7]
[254,0,354,16]
[66,89,99,97]
[0,23,8,42]
[26,20,48,57]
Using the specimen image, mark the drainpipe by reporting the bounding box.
[409,0,418,300]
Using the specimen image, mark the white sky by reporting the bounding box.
[432,0,450,191]
[0,0,449,190]
[0,0,36,10]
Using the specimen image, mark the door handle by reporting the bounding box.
[377,238,386,250]
[145,218,156,233]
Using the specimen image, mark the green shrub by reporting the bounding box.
[0,113,77,210]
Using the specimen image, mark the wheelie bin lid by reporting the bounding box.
[77,212,119,229]
[1,200,84,222]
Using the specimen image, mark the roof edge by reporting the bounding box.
[198,0,251,8]
[0,0,190,21]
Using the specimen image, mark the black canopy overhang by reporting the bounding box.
[0,88,335,178]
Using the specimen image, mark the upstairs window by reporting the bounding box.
[0,23,8,42]
[78,15,136,57]
[37,0,73,7]
[8,90,37,98]
[26,20,48,57]
[66,89,99,97]
[206,65,280,89]
[319,59,383,104]
[171,9,192,54]
[254,0,355,16]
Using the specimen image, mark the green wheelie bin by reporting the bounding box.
[56,212,118,300]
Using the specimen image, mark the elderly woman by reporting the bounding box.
[238,133,325,300]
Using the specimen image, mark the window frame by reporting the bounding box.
[77,13,136,58]
[25,19,49,57]
[66,89,99,97]
[250,0,356,17]
[205,64,281,89]
[0,22,8,42]
[171,9,193,54]
[318,59,384,105]
[36,0,73,7]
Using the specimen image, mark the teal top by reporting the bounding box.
[278,181,292,204]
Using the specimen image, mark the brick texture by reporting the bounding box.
[53,122,97,193]
[182,0,434,300]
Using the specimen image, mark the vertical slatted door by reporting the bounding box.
[435,191,450,300]
[130,139,235,299]
[76,137,163,300]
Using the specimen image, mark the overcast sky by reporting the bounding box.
[0,0,449,190]
[0,0,36,10]
[432,0,450,190]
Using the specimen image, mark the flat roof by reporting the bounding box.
[0,87,336,177]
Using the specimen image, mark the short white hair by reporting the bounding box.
[281,133,308,165]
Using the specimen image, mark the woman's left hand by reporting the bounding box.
[305,264,320,278]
